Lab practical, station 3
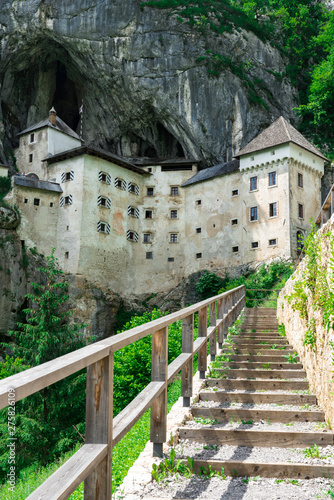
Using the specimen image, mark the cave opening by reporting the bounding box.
[52,62,80,132]
[118,121,185,159]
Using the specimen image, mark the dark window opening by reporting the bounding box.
[250,206,258,221]
[269,238,277,246]
[168,257,175,262]
[196,253,202,259]
[232,246,239,253]
[143,233,151,243]
[297,231,304,255]
[251,242,259,249]
[231,219,238,226]
[196,227,202,233]
[65,252,69,259]
[50,202,53,207]
[147,187,154,196]
[29,133,35,143]
[170,233,178,243]
[101,173,107,182]
[298,203,304,219]
[298,173,303,188]
[250,176,257,191]
[145,210,153,219]
[268,171,276,186]
[29,154,33,163]
[146,252,153,260]
[24,198,28,204]
[269,202,278,218]
[33,198,40,206]
[232,189,239,197]
[170,210,178,219]
[65,172,71,181]
[195,199,201,206]
[171,186,179,196]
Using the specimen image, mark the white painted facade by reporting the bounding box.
[6,114,326,295]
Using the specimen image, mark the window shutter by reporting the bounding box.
[134,232,139,242]
[106,223,111,234]
[97,221,102,232]
[127,230,132,240]
[99,172,103,182]
[60,196,64,207]
[98,196,102,206]
[70,170,74,181]
[122,180,126,190]
[114,177,119,188]
[135,208,139,218]
[68,194,73,205]
[128,182,132,192]
[107,174,111,185]
[135,185,139,195]
[61,173,65,183]
[106,198,111,209]
[127,206,132,216]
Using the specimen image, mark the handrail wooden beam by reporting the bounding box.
[26,444,108,500]
[167,353,192,384]
[0,286,244,409]
[113,381,165,446]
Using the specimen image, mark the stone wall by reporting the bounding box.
[277,216,334,428]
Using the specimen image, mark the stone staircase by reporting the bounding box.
[139,308,334,500]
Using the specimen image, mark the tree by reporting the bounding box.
[0,250,89,481]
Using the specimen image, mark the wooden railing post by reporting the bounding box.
[217,298,224,348]
[198,306,207,379]
[223,294,229,340]
[181,314,194,407]
[150,327,168,458]
[84,352,113,500]
[209,300,217,361]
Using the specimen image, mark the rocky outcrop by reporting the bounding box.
[0,205,20,229]
[0,1,298,167]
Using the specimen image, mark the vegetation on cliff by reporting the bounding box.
[142,0,334,157]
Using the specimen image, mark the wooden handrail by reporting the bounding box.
[0,284,245,499]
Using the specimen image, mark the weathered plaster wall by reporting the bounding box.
[277,217,334,428]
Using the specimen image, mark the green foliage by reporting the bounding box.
[303,443,322,458]
[0,176,11,202]
[152,448,194,482]
[195,271,225,299]
[0,250,88,482]
[278,323,286,337]
[283,351,299,363]
[286,223,334,349]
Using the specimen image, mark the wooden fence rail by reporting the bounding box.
[0,285,245,500]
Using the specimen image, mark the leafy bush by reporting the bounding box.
[0,176,11,202]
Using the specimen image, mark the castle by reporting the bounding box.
[2,109,327,295]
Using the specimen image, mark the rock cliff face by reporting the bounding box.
[0,0,298,167]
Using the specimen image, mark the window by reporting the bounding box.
[50,202,53,207]
[114,177,126,190]
[269,238,277,246]
[170,210,178,219]
[61,171,74,182]
[271,150,276,155]
[128,206,139,218]
[99,171,111,184]
[298,203,304,219]
[145,210,153,219]
[170,233,178,243]
[97,221,111,234]
[33,198,40,206]
[66,226,69,231]
[250,206,258,221]
[24,198,28,203]
[298,173,303,188]
[196,227,202,234]
[231,218,238,226]
[60,195,73,207]
[170,186,179,196]
[232,189,239,197]
[128,182,139,195]
[168,257,175,262]
[195,199,202,206]
[196,253,202,259]
[29,154,33,163]
[250,156,254,161]
[29,133,35,143]
[127,230,139,242]
[232,246,239,253]
[251,242,259,249]
[250,176,257,191]
[148,167,152,173]
[147,187,154,196]
[143,233,151,243]
[268,171,277,186]
[98,196,111,209]
[65,252,69,259]
[146,252,153,260]
[269,202,278,218]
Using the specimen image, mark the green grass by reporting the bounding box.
[0,378,183,499]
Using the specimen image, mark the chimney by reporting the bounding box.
[49,107,57,126]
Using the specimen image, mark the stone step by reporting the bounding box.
[228,338,288,344]
[212,369,306,379]
[179,427,333,448]
[206,379,309,391]
[223,355,299,363]
[224,343,290,350]
[222,349,293,355]
[199,392,317,405]
[191,407,324,423]
[220,362,303,370]
[181,459,334,479]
